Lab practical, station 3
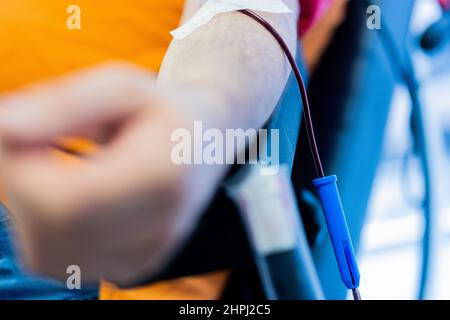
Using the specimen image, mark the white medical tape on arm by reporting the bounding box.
[171,0,292,40]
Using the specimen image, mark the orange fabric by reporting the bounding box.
[0,0,229,300]
[0,0,186,196]
[100,271,230,300]
[0,0,184,92]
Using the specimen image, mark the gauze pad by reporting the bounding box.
[171,0,292,40]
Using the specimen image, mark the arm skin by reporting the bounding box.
[156,0,300,238]
[160,0,299,132]
[0,1,299,286]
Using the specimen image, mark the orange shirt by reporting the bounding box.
[0,0,183,92]
[0,0,228,300]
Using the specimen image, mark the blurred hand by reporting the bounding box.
[0,64,224,285]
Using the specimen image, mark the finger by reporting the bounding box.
[0,63,156,146]
[0,104,185,221]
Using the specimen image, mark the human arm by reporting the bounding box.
[0,1,299,285]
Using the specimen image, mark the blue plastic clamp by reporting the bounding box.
[313,175,361,289]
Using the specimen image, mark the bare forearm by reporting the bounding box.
[158,0,299,132]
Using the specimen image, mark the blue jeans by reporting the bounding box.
[0,204,98,300]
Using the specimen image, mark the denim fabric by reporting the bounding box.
[0,205,98,300]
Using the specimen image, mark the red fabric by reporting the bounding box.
[298,0,331,36]
[439,0,450,11]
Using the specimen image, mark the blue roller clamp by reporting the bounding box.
[313,175,361,290]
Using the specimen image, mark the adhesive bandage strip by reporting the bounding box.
[171,0,292,40]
